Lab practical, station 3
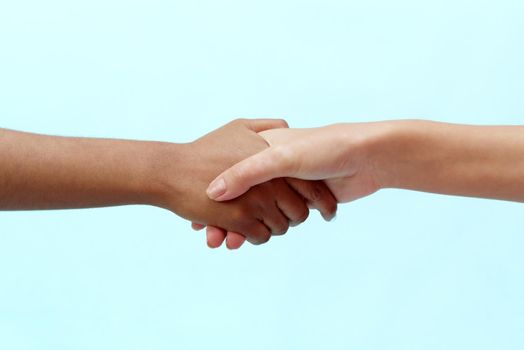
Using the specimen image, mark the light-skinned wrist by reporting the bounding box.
[366,119,439,190]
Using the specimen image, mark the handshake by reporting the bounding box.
[175,118,394,249]
[175,118,345,250]
[1,118,522,246]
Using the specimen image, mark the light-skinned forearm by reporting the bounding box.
[371,120,524,202]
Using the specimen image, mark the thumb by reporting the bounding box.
[206,146,293,201]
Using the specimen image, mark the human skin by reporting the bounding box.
[0,119,337,246]
[207,120,524,206]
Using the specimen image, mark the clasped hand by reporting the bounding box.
[189,121,384,249]
[163,119,338,249]
[2,118,520,244]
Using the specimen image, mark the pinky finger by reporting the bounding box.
[206,226,226,248]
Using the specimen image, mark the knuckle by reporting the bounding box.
[295,207,310,223]
[249,236,265,245]
[327,199,338,214]
[240,221,270,245]
[250,223,271,245]
[273,221,289,235]
[246,236,259,245]
[257,232,271,244]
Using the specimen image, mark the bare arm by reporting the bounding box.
[207,120,524,203]
[375,120,524,202]
[0,120,337,247]
[0,128,162,210]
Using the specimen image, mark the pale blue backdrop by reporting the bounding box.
[1,1,523,349]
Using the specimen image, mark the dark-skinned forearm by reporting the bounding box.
[0,128,178,210]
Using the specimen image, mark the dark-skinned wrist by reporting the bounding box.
[140,141,193,214]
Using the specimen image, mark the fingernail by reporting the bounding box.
[206,178,226,199]
[207,239,220,249]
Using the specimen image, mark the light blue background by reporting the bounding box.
[1,1,523,349]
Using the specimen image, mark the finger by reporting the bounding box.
[206,226,226,248]
[272,179,310,227]
[207,146,295,201]
[285,178,338,221]
[256,191,290,236]
[225,232,246,250]
[244,221,272,245]
[192,223,206,231]
[240,118,289,132]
